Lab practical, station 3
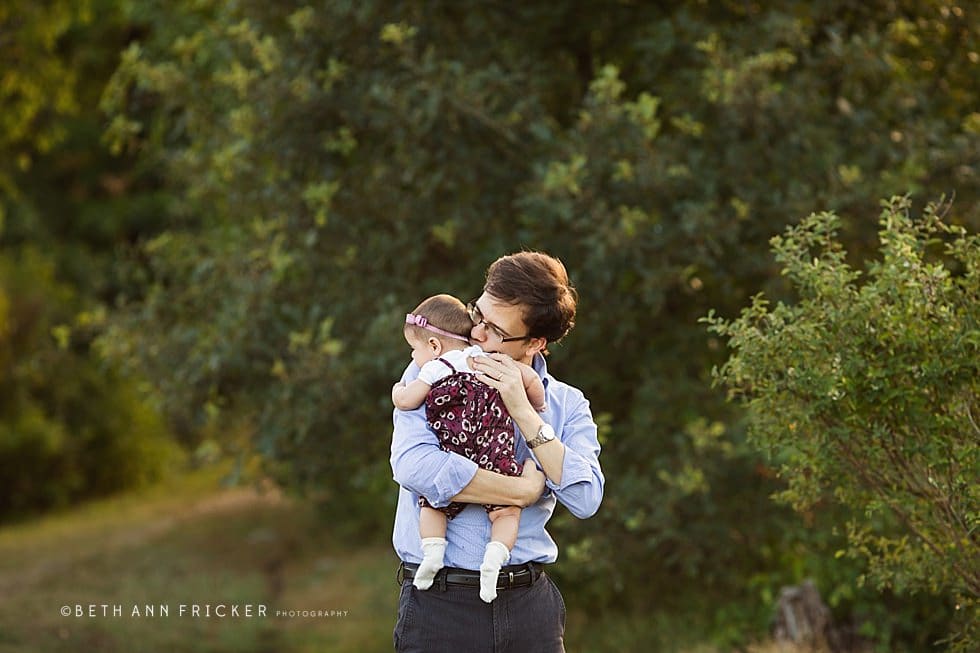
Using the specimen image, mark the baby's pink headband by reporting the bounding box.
[405,314,470,342]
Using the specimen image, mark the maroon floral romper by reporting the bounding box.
[419,358,522,519]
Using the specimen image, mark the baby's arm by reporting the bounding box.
[517,362,547,412]
[392,379,433,411]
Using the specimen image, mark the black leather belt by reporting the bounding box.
[397,561,543,590]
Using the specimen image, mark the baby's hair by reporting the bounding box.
[405,294,472,347]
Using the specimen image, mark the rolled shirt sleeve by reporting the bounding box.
[534,393,604,519]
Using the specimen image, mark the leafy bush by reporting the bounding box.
[0,249,183,520]
[707,196,979,651]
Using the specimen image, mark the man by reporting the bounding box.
[390,251,604,653]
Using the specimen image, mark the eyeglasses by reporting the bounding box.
[466,300,531,343]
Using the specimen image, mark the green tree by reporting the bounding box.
[0,248,181,518]
[0,0,181,519]
[0,0,91,209]
[100,1,978,647]
[707,196,979,651]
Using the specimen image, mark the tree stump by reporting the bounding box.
[772,580,841,651]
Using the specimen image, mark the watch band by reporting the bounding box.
[527,423,556,449]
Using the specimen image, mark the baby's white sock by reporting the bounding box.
[413,537,447,590]
[479,540,511,603]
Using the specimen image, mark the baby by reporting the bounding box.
[392,294,545,602]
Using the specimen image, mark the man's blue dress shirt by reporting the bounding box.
[390,353,604,570]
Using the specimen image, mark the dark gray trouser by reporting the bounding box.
[393,571,566,653]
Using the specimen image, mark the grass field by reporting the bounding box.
[0,468,816,653]
[0,468,399,653]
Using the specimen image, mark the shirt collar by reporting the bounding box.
[531,352,551,390]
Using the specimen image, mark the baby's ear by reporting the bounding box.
[427,337,442,354]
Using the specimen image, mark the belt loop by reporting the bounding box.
[437,569,447,592]
[508,571,515,589]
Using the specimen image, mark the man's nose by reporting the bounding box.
[470,322,487,341]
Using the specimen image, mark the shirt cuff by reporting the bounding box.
[543,447,594,492]
[427,455,479,508]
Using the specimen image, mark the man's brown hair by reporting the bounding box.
[405,294,472,346]
[484,251,577,347]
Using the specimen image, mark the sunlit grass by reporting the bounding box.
[0,467,812,652]
[0,466,399,653]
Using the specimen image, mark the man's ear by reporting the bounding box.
[427,337,443,356]
[524,337,547,359]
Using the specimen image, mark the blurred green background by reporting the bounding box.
[1,1,977,651]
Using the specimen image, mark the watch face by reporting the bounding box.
[529,424,555,448]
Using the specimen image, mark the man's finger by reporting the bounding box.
[473,358,506,376]
[474,372,502,388]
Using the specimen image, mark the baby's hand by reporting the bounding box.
[391,381,405,402]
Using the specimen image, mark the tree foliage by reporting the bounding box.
[707,196,979,650]
[0,0,92,205]
[0,248,181,518]
[0,0,180,520]
[92,0,979,647]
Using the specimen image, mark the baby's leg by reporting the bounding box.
[415,507,448,590]
[488,506,521,549]
[419,505,448,539]
[480,506,521,602]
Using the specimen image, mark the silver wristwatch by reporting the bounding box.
[526,423,556,449]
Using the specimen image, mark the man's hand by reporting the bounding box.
[473,353,566,486]
[519,459,546,507]
[471,353,536,422]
